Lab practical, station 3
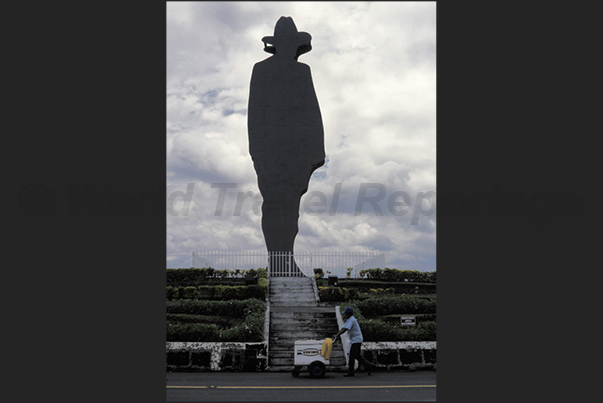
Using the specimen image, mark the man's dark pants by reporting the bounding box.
[348,343,373,374]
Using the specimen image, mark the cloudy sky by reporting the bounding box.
[166,2,436,272]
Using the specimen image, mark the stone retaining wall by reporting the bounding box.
[166,305,435,372]
[166,340,435,372]
[362,341,436,371]
[166,342,267,372]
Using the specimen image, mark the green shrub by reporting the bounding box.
[166,299,266,342]
[366,268,383,279]
[381,268,403,282]
[214,269,230,279]
[339,299,436,342]
[179,286,199,299]
[166,267,217,286]
[314,268,324,279]
[318,287,359,302]
[245,268,267,278]
[359,319,436,342]
[356,295,436,316]
[166,313,235,327]
[166,286,179,300]
[358,319,398,341]
[328,279,436,294]
[166,284,267,301]
[199,285,266,300]
[166,298,266,318]
[318,284,434,301]
[167,322,221,342]
[357,268,437,283]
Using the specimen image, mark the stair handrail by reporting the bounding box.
[310,275,320,305]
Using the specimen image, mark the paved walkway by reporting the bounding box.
[166,370,436,401]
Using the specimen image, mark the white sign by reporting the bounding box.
[400,316,416,327]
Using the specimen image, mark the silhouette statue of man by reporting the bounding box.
[248,17,325,275]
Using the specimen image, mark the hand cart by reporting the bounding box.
[292,339,329,378]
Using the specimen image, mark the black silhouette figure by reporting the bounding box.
[248,17,325,275]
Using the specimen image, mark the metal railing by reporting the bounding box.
[190,250,385,278]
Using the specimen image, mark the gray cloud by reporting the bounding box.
[167,2,436,271]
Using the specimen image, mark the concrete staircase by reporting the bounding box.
[269,276,317,306]
[268,277,347,372]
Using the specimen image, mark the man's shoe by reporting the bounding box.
[343,373,354,377]
[367,365,373,376]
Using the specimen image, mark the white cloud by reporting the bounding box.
[166,2,436,271]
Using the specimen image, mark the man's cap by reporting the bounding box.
[343,307,353,315]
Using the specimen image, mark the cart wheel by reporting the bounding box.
[308,361,326,378]
[292,367,301,377]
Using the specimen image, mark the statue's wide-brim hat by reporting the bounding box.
[262,16,312,48]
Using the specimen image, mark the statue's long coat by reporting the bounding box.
[248,56,325,253]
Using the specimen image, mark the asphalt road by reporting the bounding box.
[166,370,436,401]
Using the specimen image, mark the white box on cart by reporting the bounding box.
[294,340,330,366]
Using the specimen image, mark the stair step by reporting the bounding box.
[270,327,337,332]
[270,299,317,302]
[270,297,315,300]
[271,312,334,318]
[270,292,314,295]
[270,291,314,294]
[270,290,314,293]
[271,333,335,339]
[270,321,336,327]
[270,337,333,343]
[270,318,335,322]
[270,283,313,286]
[270,325,338,331]
[269,282,312,286]
[271,319,336,324]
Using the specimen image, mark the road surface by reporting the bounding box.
[166,369,436,401]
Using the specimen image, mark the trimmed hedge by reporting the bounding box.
[338,299,436,341]
[166,267,267,286]
[358,268,436,283]
[167,298,265,317]
[166,284,267,301]
[360,320,436,341]
[318,285,435,301]
[166,313,235,327]
[166,317,265,342]
[355,295,436,316]
[335,279,435,293]
[166,298,266,342]
[318,286,360,302]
